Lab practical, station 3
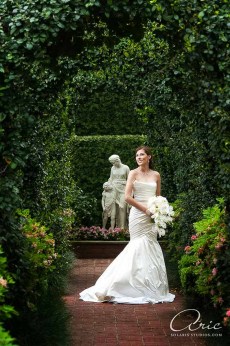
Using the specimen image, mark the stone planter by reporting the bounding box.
[71,240,167,258]
[71,240,129,258]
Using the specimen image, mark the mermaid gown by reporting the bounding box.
[79,181,175,304]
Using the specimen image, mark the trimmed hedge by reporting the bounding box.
[70,91,145,136]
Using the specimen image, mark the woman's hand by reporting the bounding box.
[145,208,153,216]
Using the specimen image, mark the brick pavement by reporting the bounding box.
[64,259,210,346]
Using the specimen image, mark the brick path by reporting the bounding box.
[64,259,208,346]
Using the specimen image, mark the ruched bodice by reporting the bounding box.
[133,180,157,203]
[79,179,175,304]
[129,181,157,241]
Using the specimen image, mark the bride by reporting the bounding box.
[79,146,175,304]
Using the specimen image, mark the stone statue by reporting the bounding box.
[107,154,130,229]
[101,181,116,230]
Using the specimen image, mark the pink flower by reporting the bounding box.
[215,242,223,250]
[226,310,230,317]
[191,235,198,241]
[0,277,7,288]
[184,245,191,253]
[210,289,215,296]
[196,260,201,266]
[212,267,218,276]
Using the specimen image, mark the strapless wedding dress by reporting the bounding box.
[79,181,175,304]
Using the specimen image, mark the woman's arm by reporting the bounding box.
[156,172,161,196]
[125,170,148,214]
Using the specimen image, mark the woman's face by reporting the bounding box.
[136,149,150,167]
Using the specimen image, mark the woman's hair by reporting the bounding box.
[135,146,154,169]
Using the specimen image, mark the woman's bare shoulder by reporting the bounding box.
[128,169,138,179]
[129,168,139,175]
[151,170,161,179]
[152,170,160,176]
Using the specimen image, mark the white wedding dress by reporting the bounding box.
[79,181,175,304]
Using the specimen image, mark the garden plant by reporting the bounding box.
[179,198,230,329]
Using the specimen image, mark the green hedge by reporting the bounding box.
[66,90,145,136]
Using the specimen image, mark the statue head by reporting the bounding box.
[109,154,121,167]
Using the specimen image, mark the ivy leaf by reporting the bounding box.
[198,11,205,19]
[10,162,17,169]
[0,113,6,121]
[26,43,34,50]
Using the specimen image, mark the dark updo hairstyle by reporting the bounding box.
[135,146,154,169]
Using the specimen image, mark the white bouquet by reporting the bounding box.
[147,196,174,237]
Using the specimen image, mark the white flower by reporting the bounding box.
[147,196,174,238]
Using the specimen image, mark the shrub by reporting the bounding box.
[40,208,76,294]
[0,325,17,346]
[71,226,130,241]
[4,210,73,345]
[15,209,58,310]
[0,246,18,346]
[178,198,230,329]
[167,192,216,261]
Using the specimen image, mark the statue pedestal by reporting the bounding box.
[71,240,167,258]
[71,240,128,258]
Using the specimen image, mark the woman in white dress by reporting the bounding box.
[79,146,175,304]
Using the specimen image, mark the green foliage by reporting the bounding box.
[0,249,16,320]
[16,209,58,311]
[3,210,73,345]
[166,195,187,258]
[21,112,76,211]
[0,247,18,346]
[147,0,229,199]
[167,190,216,260]
[178,199,230,329]
[10,291,71,346]
[21,101,98,229]
[0,325,17,346]
[71,91,144,136]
